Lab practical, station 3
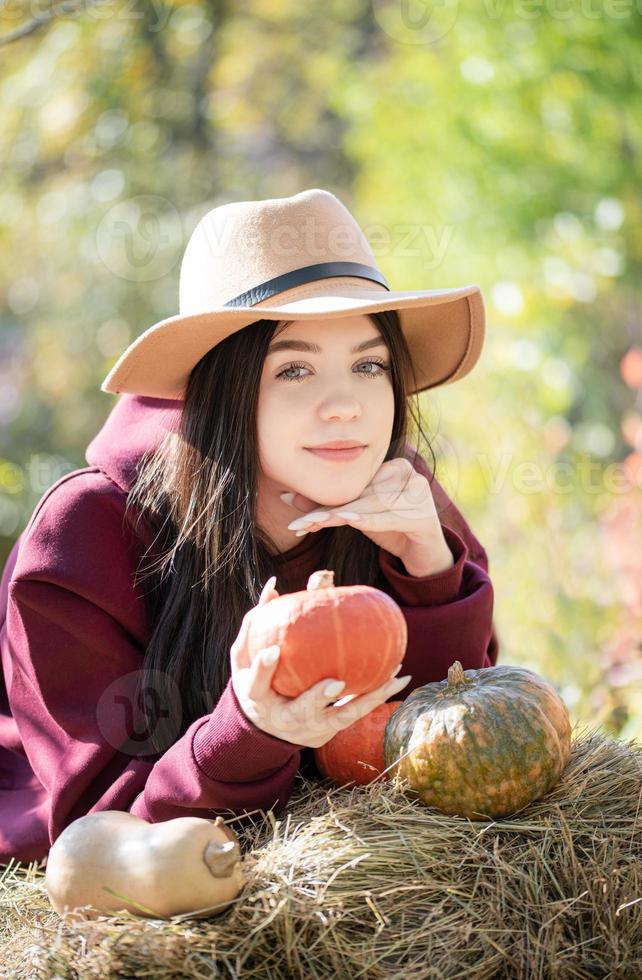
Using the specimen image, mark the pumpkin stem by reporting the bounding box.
[307,570,335,591]
[447,661,466,687]
[203,838,241,878]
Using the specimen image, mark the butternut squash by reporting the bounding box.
[44,811,244,920]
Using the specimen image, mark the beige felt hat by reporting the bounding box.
[100,188,486,399]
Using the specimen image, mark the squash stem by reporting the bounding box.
[307,570,335,591]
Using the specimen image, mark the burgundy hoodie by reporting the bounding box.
[0,395,498,865]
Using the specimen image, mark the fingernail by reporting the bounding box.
[262,645,280,666]
[289,512,330,529]
[280,492,295,505]
[393,663,403,676]
[386,674,411,691]
[334,510,361,520]
[294,529,309,537]
[323,680,346,698]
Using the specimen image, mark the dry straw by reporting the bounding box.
[1,724,640,979]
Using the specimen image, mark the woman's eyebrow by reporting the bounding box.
[267,337,387,355]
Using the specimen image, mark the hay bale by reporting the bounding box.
[2,724,641,979]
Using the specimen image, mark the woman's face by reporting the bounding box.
[256,314,395,552]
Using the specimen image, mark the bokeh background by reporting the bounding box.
[1,1,640,740]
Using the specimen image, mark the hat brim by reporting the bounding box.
[100,284,485,399]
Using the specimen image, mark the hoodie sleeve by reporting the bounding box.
[377,455,500,695]
[4,472,305,848]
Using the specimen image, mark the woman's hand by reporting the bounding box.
[281,457,454,576]
[230,575,412,749]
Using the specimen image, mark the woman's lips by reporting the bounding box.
[304,446,366,461]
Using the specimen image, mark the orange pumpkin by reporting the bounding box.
[314,700,404,787]
[247,569,407,698]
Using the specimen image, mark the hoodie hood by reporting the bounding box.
[86,395,183,494]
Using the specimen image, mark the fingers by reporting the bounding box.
[232,576,279,667]
[293,675,347,714]
[280,490,323,512]
[365,668,412,702]
[291,661,406,714]
[258,575,278,605]
[331,671,412,727]
[245,642,282,703]
[230,609,252,672]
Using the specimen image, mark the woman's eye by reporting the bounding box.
[276,360,391,383]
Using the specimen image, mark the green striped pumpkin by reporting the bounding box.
[383,661,572,820]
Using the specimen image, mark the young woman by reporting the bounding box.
[0,189,498,865]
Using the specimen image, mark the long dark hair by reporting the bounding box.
[124,309,439,756]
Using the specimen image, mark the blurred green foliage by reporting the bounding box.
[1,0,640,739]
